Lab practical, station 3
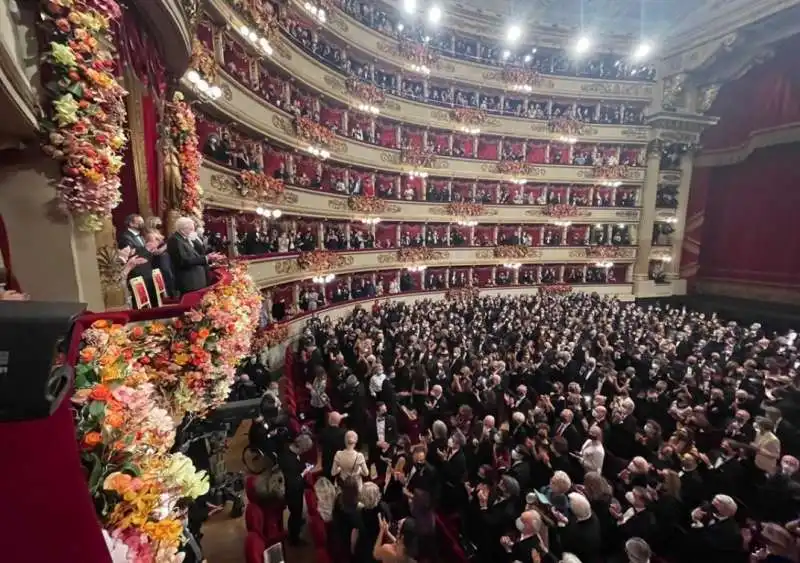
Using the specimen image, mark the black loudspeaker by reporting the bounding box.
[0,300,86,422]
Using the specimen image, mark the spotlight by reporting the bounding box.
[507,25,522,43]
[575,36,591,54]
[633,41,652,60]
[531,47,537,53]
[397,23,404,31]
[502,49,511,60]
[428,5,442,24]
[403,0,416,14]
[524,54,532,62]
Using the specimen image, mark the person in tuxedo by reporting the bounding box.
[500,510,552,563]
[277,434,314,545]
[554,408,582,452]
[118,214,146,251]
[318,411,346,480]
[405,444,439,503]
[557,493,602,563]
[118,214,159,306]
[367,401,398,475]
[688,494,743,563]
[167,217,223,295]
[440,430,468,513]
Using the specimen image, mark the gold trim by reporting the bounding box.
[696,122,800,168]
[124,68,153,216]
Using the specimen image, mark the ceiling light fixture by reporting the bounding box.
[397,23,405,31]
[403,0,417,14]
[255,207,282,218]
[306,145,330,159]
[502,49,511,60]
[503,263,522,269]
[428,5,442,24]
[312,273,336,284]
[575,36,591,55]
[633,41,652,61]
[507,25,522,43]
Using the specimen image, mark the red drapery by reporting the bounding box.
[695,143,800,286]
[522,226,541,245]
[377,122,396,148]
[0,214,20,291]
[527,143,547,164]
[680,167,710,289]
[474,267,492,284]
[478,138,499,160]
[377,270,397,288]
[376,223,397,247]
[474,226,494,245]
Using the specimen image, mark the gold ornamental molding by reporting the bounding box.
[526,205,592,219]
[393,248,449,264]
[209,172,298,205]
[493,245,543,259]
[695,277,800,306]
[274,250,355,275]
[581,246,637,260]
[695,122,800,168]
[201,160,644,224]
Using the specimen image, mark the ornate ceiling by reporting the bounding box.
[445,0,702,38]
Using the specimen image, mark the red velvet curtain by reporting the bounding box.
[551,144,570,163]
[401,223,422,237]
[197,17,215,49]
[681,167,710,287]
[202,209,230,237]
[474,267,492,284]
[263,147,285,175]
[697,143,800,286]
[453,182,472,200]
[432,132,449,151]
[377,122,396,147]
[456,135,473,156]
[404,130,423,148]
[527,143,547,163]
[474,226,494,245]
[272,283,294,304]
[478,138,499,160]
[320,105,343,130]
[451,226,470,244]
[376,223,397,247]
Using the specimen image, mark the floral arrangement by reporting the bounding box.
[542,204,582,219]
[397,247,446,263]
[593,164,631,179]
[238,170,285,203]
[398,38,438,66]
[539,284,573,294]
[253,322,290,350]
[502,67,542,87]
[297,250,342,272]
[585,246,631,260]
[494,245,539,259]
[72,264,262,560]
[230,0,279,38]
[400,147,436,168]
[166,91,203,223]
[548,116,589,136]
[447,201,486,217]
[446,287,479,301]
[496,160,531,176]
[190,38,217,82]
[39,0,128,232]
[348,195,387,214]
[295,116,335,146]
[346,77,385,105]
[452,107,487,126]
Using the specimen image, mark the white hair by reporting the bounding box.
[175,216,195,233]
[561,554,583,563]
[568,492,592,521]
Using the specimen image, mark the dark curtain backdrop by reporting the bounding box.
[696,143,800,286]
[702,35,800,152]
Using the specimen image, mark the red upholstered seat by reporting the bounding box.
[435,513,468,563]
[304,473,333,563]
[245,531,266,563]
[245,502,265,535]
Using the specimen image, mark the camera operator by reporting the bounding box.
[249,387,290,461]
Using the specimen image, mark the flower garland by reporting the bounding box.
[542,203,582,219]
[400,147,436,168]
[593,164,631,179]
[585,246,631,260]
[166,91,203,223]
[539,284,573,294]
[398,38,438,66]
[189,38,217,83]
[496,160,531,176]
[345,77,385,105]
[502,67,542,88]
[253,322,290,350]
[295,116,335,146]
[238,170,285,203]
[447,201,486,217]
[72,264,262,560]
[396,247,446,263]
[494,245,540,259]
[348,195,388,214]
[297,250,343,272]
[548,116,589,136]
[39,0,128,232]
[452,107,487,126]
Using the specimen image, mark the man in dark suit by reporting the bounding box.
[689,494,744,563]
[501,510,549,563]
[277,434,314,546]
[367,402,398,475]
[318,411,346,480]
[558,493,602,563]
[118,214,159,306]
[407,444,439,502]
[167,217,223,295]
[553,408,582,452]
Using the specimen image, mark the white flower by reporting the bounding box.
[102,530,130,563]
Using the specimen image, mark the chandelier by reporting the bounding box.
[410,64,431,75]
[503,263,522,269]
[407,265,427,272]
[237,25,274,57]
[595,261,614,269]
[511,84,534,93]
[255,207,282,218]
[558,135,578,144]
[599,180,623,187]
[360,217,381,225]
[306,145,330,160]
[663,217,678,224]
[552,220,572,227]
[355,102,380,115]
[511,179,527,185]
[456,219,478,227]
[408,170,429,179]
[460,126,480,135]
[184,70,222,100]
[312,273,336,284]
[303,1,327,23]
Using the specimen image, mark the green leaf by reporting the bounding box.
[121,462,141,477]
[74,363,93,388]
[87,400,106,421]
[87,453,104,493]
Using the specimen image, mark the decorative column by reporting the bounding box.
[283,82,291,106]
[561,225,568,245]
[421,177,427,200]
[512,267,519,284]
[667,153,695,279]
[370,119,376,141]
[545,144,551,163]
[317,223,325,249]
[493,225,499,244]
[292,283,300,309]
[446,224,452,246]
[395,176,402,198]
[342,111,349,133]
[582,264,588,282]
[227,215,238,257]
[498,137,504,159]
[559,265,565,282]
[396,125,402,148]
[345,223,352,249]
[421,224,427,245]
[633,139,662,283]
[445,268,450,287]
[448,134,454,153]
[396,225,401,247]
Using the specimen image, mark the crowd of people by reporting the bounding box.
[269,292,800,563]
[117,214,225,307]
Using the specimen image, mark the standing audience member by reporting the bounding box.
[167,217,224,295]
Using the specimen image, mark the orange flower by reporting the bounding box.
[89,384,112,401]
[80,346,97,363]
[103,471,132,494]
[130,325,144,339]
[83,431,103,449]
[92,319,110,329]
[104,410,124,428]
[197,328,210,340]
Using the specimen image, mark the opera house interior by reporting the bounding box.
[4,0,800,562]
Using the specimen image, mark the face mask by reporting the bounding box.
[511,449,523,462]
[515,517,525,532]
[782,463,795,475]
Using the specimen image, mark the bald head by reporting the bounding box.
[519,510,542,535]
[328,411,343,427]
